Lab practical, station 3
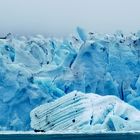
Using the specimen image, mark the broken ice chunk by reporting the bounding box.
[30,91,140,132]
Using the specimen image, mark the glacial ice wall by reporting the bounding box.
[0,28,140,130]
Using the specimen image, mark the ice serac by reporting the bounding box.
[30,91,140,132]
[76,27,87,42]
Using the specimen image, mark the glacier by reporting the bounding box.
[0,29,140,131]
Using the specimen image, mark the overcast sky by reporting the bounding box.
[0,0,140,37]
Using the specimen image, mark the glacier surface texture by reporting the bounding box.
[0,28,140,131]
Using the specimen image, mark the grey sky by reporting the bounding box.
[0,0,140,37]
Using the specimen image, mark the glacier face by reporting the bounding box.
[0,29,140,130]
[30,91,140,132]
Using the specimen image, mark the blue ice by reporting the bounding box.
[0,28,140,131]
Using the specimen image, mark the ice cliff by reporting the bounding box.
[0,28,140,130]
